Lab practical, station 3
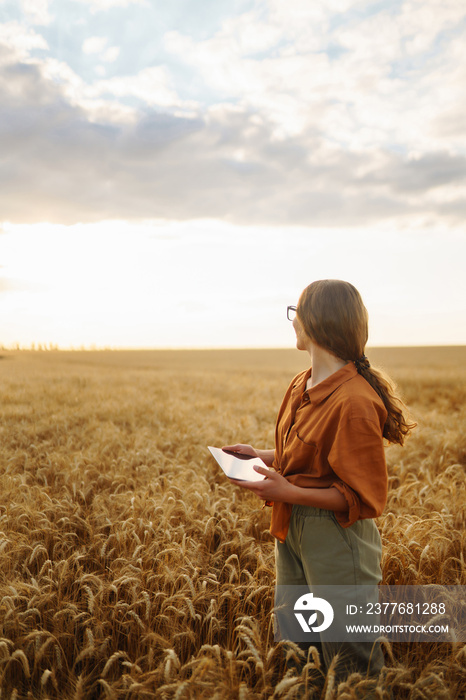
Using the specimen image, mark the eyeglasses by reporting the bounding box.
[287,305,297,321]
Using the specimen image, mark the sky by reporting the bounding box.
[0,0,465,349]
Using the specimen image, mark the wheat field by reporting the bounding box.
[0,347,465,699]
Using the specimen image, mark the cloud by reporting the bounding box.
[20,0,53,26]
[0,51,463,228]
[0,21,48,61]
[86,66,188,109]
[164,0,466,148]
[70,0,147,11]
[82,36,109,54]
[362,152,466,193]
[1,1,466,227]
[102,46,119,63]
[82,36,120,72]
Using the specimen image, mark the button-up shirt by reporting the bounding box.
[270,362,388,542]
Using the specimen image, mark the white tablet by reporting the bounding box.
[208,446,269,482]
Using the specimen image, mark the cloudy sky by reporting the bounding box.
[0,0,465,348]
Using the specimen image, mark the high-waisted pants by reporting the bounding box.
[275,504,385,680]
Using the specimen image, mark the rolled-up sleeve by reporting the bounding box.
[328,416,388,527]
[270,363,389,542]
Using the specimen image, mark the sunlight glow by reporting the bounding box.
[1,220,465,349]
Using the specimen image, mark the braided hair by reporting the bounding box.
[297,280,415,445]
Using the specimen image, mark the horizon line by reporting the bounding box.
[1,343,465,352]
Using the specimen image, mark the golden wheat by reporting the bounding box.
[0,347,465,698]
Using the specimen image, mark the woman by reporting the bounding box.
[224,279,414,682]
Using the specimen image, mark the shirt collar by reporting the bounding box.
[292,362,357,405]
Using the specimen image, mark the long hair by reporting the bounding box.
[297,280,415,445]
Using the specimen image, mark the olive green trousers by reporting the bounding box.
[275,504,385,680]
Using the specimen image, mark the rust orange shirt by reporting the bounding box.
[270,362,388,542]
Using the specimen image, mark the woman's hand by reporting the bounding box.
[222,444,275,467]
[222,443,258,458]
[229,465,296,504]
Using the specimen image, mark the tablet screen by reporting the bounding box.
[207,446,268,482]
